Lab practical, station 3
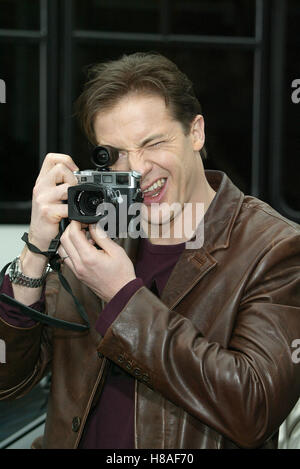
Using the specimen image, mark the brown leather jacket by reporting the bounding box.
[1,171,300,449]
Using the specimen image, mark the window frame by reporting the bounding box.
[0,0,299,224]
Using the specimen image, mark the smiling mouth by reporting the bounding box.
[142,178,167,198]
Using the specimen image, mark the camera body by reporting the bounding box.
[67,146,143,236]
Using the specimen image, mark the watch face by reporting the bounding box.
[9,257,20,281]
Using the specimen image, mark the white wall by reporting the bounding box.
[0,225,29,269]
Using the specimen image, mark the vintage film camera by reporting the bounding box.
[68,146,143,237]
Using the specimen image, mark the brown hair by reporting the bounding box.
[75,52,207,158]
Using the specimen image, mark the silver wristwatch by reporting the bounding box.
[9,256,50,288]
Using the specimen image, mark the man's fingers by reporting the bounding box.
[64,221,110,261]
[48,163,78,186]
[44,203,69,224]
[35,164,78,195]
[35,182,71,204]
[60,221,102,270]
[89,223,119,255]
[38,153,79,180]
[62,221,118,261]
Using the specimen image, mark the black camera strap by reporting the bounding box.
[0,231,90,332]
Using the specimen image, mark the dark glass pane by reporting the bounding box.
[74,0,160,33]
[163,48,253,194]
[0,44,39,205]
[171,0,255,37]
[72,45,252,194]
[0,0,40,30]
[282,0,300,211]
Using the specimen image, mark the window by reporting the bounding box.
[0,0,299,224]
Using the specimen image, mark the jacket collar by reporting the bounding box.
[200,170,244,254]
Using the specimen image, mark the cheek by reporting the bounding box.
[153,153,185,198]
[168,160,186,194]
[154,150,179,177]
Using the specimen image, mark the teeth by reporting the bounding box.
[143,178,166,193]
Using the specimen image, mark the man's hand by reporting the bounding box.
[12,153,79,306]
[58,221,136,302]
[30,153,79,251]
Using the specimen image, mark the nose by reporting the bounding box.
[128,151,152,179]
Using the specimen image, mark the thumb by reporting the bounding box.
[89,223,117,254]
[89,222,108,240]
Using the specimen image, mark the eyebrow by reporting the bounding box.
[100,134,166,153]
[138,134,165,148]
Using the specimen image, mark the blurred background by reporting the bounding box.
[0,0,299,447]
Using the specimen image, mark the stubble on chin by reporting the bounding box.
[141,204,183,241]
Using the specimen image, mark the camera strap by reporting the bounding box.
[0,230,90,332]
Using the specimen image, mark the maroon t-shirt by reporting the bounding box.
[0,237,185,448]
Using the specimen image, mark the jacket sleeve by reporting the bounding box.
[0,272,58,400]
[97,233,300,449]
[0,275,41,328]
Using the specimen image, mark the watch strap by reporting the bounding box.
[9,256,49,288]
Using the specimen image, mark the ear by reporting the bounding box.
[190,115,205,151]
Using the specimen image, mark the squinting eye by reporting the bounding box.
[118,151,128,159]
[150,141,164,148]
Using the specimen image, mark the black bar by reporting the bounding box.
[0,29,45,41]
[72,30,260,49]
[0,202,32,210]
[0,203,32,224]
[46,0,59,156]
[160,0,170,37]
[39,0,48,166]
[269,0,300,221]
[59,0,73,155]
[251,0,268,198]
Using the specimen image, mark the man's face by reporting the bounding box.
[93,93,205,231]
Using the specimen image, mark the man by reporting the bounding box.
[0,52,300,449]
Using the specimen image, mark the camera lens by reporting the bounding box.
[76,190,105,216]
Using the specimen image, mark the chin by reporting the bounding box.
[141,201,181,235]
